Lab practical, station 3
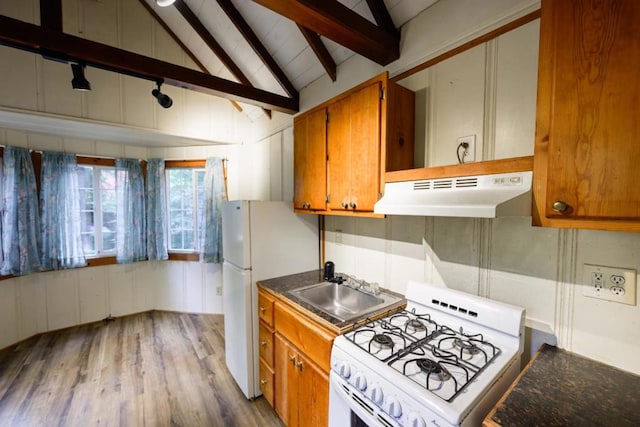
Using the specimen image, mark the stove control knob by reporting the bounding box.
[408,412,426,427]
[337,361,351,379]
[353,372,367,391]
[370,384,384,406]
[387,398,402,418]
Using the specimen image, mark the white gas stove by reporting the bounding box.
[329,281,525,427]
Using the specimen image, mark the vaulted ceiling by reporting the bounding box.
[141,0,438,118]
[0,0,438,120]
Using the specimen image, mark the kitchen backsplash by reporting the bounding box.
[324,215,640,375]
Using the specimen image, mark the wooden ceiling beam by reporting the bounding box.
[297,25,336,81]
[0,14,298,113]
[216,0,298,99]
[251,0,400,65]
[173,0,272,118]
[365,0,399,37]
[136,0,242,112]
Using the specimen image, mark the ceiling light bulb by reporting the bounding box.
[156,0,176,6]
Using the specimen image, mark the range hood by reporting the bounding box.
[374,171,533,218]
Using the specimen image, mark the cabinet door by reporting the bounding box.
[294,109,327,211]
[534,0,640,228]
[327,82,382,212]
[349,82,382,211]
[274,334,298,426]
[297,352,329,427]
[327,96,351,211]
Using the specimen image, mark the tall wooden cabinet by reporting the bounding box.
[533,0,640,231]
[293,72,414,216]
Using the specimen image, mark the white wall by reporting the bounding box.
[0,0,250,144]
[0,115,293,352]
[302,0,640,375]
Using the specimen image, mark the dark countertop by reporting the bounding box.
[257,269,405,332]
[486,344,640,426]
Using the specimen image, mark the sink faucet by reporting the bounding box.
[342,274,381,296]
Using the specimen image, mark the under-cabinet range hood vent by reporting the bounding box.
[374,171,533,218]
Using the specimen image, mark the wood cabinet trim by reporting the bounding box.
[384,156,534,183]
[274,302,335,374]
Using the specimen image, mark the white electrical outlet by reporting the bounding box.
[583,264,637,305]
[457,135,476,162]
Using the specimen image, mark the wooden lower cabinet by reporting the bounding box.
[274,334,329,427]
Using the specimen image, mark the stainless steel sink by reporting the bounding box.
[288,281,403,322]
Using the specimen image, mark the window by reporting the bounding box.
[77,165,117,257]
[166,168,205,252]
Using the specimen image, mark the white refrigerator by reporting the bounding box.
[221,200,319,399]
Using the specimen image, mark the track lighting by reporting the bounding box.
[156,0,176,6]
[152,82,173,108]
[70,63,91,91]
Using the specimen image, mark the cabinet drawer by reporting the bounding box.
[259,321,274,367]
[258,291,275,327]
[259,358,275,407]
[274,303,335,373]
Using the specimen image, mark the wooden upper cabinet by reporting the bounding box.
[293,108,327,211]
[328,81,382,212]
[293,71,414,217]
[533,0,640,231]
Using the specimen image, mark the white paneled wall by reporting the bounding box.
[0,261,224,350]
[324,215,640,375]
[0,118,293,351]
[0,0,247,144]
[306,0,640,376]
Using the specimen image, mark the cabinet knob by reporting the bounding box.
[260,379,267,386]
[260,340,267,347]
[349,202,356,209]
[296,360,304,371]
[341,202,348,209]
[289,354,296,365]
[552,200,568,213]
[259,307,266,313]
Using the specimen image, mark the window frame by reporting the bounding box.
[164,160,206,261]
[0,154,220,280]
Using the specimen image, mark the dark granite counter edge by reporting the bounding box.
[257,269,406,332]
[487,343,640,427]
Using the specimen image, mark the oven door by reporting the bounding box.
[329,371,399,427]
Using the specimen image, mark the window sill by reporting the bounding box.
[0,254,201,281]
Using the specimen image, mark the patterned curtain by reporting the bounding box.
[116,158,146,263]
[146,159,168,261]
[1,146,41,275]
[200,157,227,263]
[40,151,86,270]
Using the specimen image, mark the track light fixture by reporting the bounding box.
[156,0,176,6]
[152,82,173,108]
[70,63,91,91]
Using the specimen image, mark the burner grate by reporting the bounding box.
[343,309,503,402]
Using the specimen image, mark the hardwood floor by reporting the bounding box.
[0,311,284,427]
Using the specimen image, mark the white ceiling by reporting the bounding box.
[0,0,439,146]
[148,0,439,119]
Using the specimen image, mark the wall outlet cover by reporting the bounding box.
[583,264,637,305]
